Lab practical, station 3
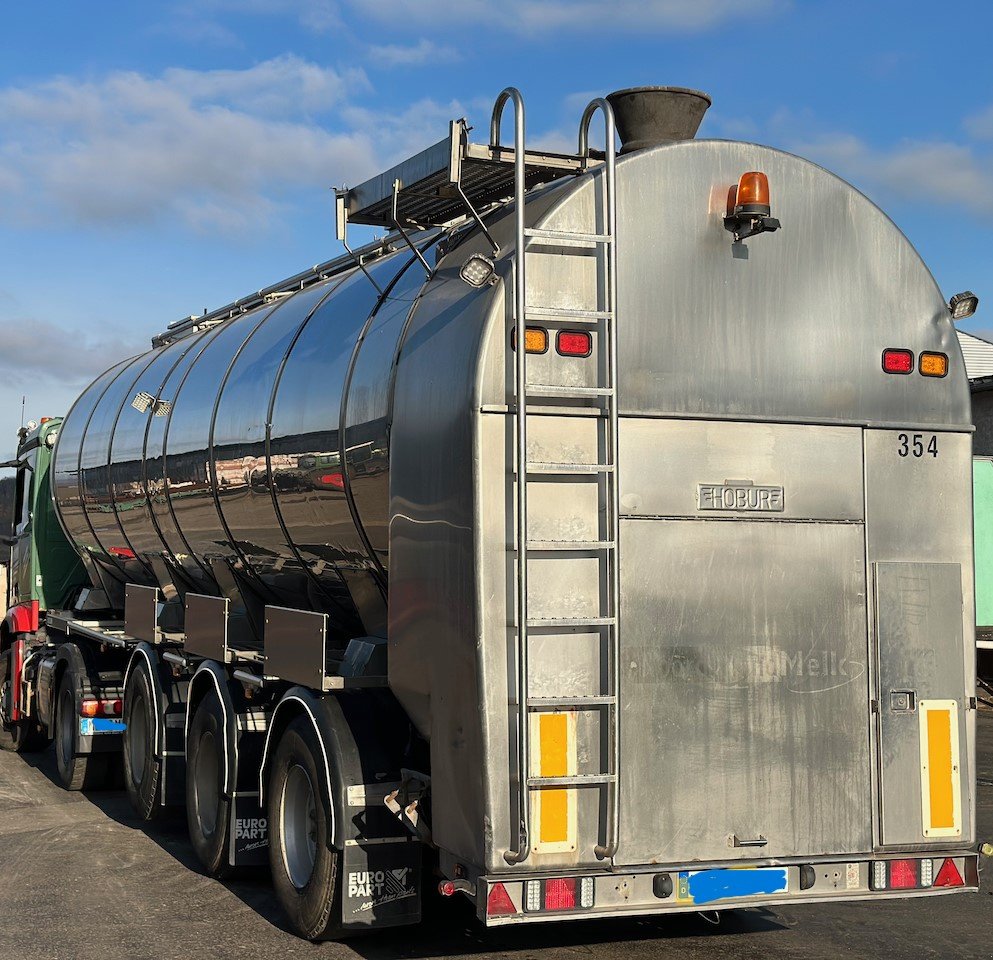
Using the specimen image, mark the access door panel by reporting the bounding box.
[874,561,970,845]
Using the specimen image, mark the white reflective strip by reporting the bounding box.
[125,648,161,756]
[258,694,336,847]
[186,664,231,792]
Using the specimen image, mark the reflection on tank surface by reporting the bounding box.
[51,238,435,648]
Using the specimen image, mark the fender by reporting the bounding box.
[124,644,165,759]
[5,600,39,636]
[186,661,238,796]
[259,688,337,845]
[259,688,413,851]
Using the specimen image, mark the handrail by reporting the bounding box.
[579,97,621,862]
[496,86,532,867]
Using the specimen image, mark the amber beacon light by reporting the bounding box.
[724,171,781,242]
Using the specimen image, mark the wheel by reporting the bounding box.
[186,692,232,877]
[123,659,161,820]
[0,647,49,753]
[53,668,110,791]
[268,715,344,941]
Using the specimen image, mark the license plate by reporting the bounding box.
[676,867,789,905]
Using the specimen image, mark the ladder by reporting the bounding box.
[497,89,621,865]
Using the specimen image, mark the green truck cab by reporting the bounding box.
[4,418,87,616]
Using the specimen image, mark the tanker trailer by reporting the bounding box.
[0,85,983,939]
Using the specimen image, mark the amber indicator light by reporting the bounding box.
[919,352,948,378]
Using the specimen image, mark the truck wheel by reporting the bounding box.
[186,692,232,877]
[268,715,345,941]
[0,648,49,753]
[54,669,109,791]
[123,659,161,820]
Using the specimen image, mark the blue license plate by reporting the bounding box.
[676,867,789,905]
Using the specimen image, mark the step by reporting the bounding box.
[527,696,616,708]
[525,227,612,243]
[527,774,617,788]
[525,306,612,321]
[526,616,616,628]
[523,461,613,475]
[525,540,616,552]
[526,384,613,399]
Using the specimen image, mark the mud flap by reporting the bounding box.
[229,792,270,866]
[342,841,422,928]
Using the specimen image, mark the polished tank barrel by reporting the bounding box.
[51,243,433,640]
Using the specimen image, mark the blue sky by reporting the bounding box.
[0,0,991,457]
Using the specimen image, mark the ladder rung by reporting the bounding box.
[526,384,613,399]
[525,540,615,551]
[525,307,612,321]
[524,228,612,243]
[525,461,613,475]
[527,696,616,708]
[526,617,616,628]
[527,774,617,788]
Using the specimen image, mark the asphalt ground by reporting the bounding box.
[0,714,990,960]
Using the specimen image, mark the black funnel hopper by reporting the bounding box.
[606,87,712,154]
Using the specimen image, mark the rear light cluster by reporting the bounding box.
[523,876,594,913]
[882,349,948,378]
[871,857,963,891]
[80,698,123,718]
[511,328,593,357]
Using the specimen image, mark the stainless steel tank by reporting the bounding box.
[52,244,435,641]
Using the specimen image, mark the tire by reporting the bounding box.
[123,659,161,820]
[53,669,110,791]
[0,647,49,753]
[268,715,345,941]
[186,691,232,877]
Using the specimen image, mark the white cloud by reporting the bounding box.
[0,57,378,235]
[794,134,993,219]
[965,104,993,141]
[366,39,460,67]
[346,0,786,32]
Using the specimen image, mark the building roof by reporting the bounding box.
[958,330,993,382]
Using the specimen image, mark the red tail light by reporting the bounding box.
[109,546,137,560]
[319,473,345,490]
[889,859,917,889]
[486,882,517,916]
[556,330,592,357]
[882,348,913,374]
[933,858,964,888]
[544,878,577,911]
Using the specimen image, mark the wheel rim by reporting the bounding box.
[280,763,318,890]
[128,690,148,785]
[58,687,74,767]
[195,730,220,837]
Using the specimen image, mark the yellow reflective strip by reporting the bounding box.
[927,708,955,830]
[537,713,572,847]
[539,713,569,777]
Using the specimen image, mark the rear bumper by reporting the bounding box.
[476,854,980,926]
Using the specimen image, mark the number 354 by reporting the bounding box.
[897,433,938,458]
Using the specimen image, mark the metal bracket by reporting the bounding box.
[385,769,432,844]
[390,179,433,277]
[334,190,385,295]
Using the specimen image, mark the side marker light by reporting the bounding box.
[919,352,948,378]
[882,348,914,374]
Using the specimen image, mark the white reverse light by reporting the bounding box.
[580,876,595,908]
[459,253,497,288]
[872,861,887,890]
[920,858,934,888]
[949,291,979,321]
[524,879,541,912]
